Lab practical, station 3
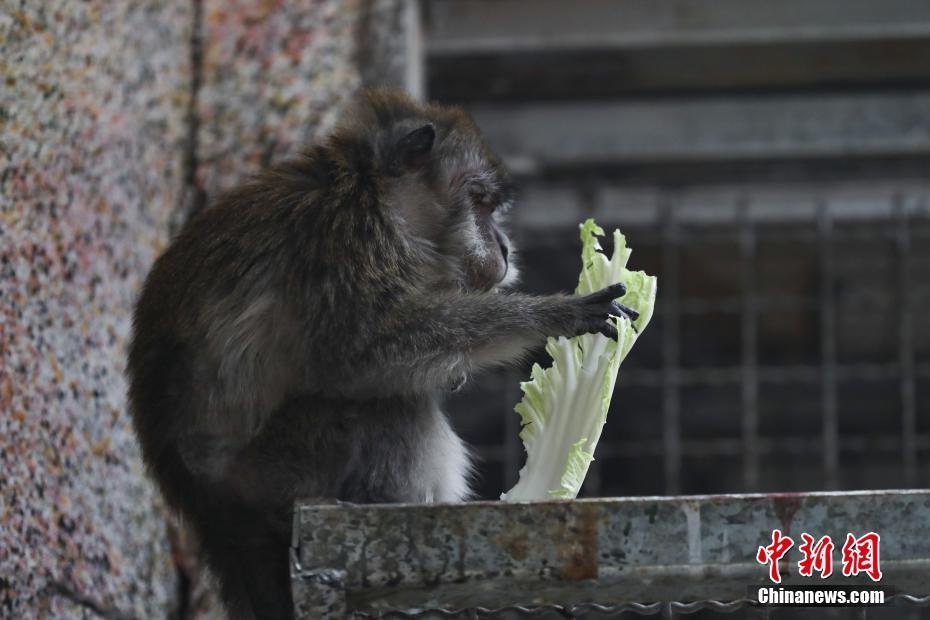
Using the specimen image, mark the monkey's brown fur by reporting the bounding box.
[128,90,633,619]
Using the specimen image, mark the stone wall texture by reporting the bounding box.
[1,2,191,617]
[196,0,361,201]
[193,0,413,209]
[1,0,407,617]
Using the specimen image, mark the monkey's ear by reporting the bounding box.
[392,123,435,173]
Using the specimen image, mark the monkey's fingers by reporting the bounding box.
[610,301,640,322]
[590,281,627,302]
[597,321,619,340]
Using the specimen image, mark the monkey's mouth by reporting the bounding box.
[465,253,508,292]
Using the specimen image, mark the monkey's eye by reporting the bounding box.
[469,188,497,214]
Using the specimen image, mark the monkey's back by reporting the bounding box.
[127,151,468,509]
[128,172,327,507]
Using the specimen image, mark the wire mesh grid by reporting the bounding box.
[449,187,930,500]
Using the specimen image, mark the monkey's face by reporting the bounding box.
[408,123,517,291]
[390,162,515,292]
[451,171,515,292]
[355,90,517,292]
[419,135,517,293]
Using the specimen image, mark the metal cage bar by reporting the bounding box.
[661,198,682,494]
[739,199,760,491]
[896,196,918,487]
[818,202,840,490]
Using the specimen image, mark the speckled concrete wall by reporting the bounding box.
[193,0,416,214]
[1,1,191,617]
[195,0,360,202]
[2,0,410,618]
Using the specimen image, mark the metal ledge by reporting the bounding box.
[291,490,930,617]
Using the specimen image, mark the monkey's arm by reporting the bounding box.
[333,283,634,394]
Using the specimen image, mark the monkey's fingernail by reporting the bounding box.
[611,302,639,320]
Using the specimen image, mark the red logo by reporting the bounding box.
[798,534,835,578]
[757,530,881,583]
[756,529,794,584]
[841,532,882,582]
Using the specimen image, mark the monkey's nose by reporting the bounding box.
[499,243,509,261]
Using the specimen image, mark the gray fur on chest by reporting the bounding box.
[340,398,472,504]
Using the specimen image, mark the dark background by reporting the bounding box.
[421,0,930,500]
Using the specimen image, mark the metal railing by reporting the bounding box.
[291,491,930,618]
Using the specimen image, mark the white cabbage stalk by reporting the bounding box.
[502,219,657,501]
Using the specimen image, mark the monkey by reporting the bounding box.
[127,89,638,620]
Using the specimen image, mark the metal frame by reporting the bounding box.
[291,491,930,618]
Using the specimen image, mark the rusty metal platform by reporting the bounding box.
[290,490,930,617]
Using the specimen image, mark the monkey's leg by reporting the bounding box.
[177,398,357,620]
[193,495,294,620]
[234,393,437,504]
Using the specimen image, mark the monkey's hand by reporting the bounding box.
[571,282,640,340]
